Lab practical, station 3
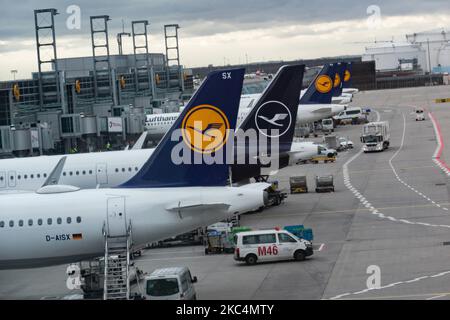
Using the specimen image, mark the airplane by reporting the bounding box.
[342,62,359,94]
[331,62,353,105]
[235,63,344,127]
[0,67,271,270]
[0,66,319,194]
[299,63,347,118]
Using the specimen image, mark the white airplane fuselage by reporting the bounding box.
[0,185,267,269]
[0,149,153,192]
[288,141,320,164]
[0,140,320,192]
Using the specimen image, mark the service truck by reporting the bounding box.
[361,121,390,152]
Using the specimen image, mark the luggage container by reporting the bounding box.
[315,175,334,192]
[283,225,314,241]
[289,176,308,194]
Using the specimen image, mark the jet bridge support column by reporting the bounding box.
[164,24,182,90]
[132,20,152,95]
[34,8,60,110]
[90,15,113,103]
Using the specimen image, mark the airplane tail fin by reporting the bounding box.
[120,68,245,188]
[232,64,305,182]
[238,64,305,153]
[299,64,336,105]
[332,62,347,97]
[342,62,353,89]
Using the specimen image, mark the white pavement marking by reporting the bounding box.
[318,243,325,251]
[387,113,449,213]
[332,110,450,300]
[330,271,450,300]
[342,111,450,229]
[426,294,448,300]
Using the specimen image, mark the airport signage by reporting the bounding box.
[108,117,123,133]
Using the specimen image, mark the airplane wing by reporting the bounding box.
[0,157,68,196]
[131,132,148,150]
[41,156,67,187]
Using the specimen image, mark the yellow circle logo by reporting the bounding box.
[334,73,341,88]
[344,70,351,82]
[181,105,230,154]
[315,75,333,94]
[75,80,81,94]
[13,84,20,101]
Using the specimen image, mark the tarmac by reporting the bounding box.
[0,85,449,300]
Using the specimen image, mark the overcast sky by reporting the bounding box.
[0,0,449,80]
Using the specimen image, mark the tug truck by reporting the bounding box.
[361,121,390,152]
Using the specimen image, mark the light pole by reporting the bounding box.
[427,38,432,86]
[10,70,17,80]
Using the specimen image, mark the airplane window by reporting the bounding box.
[76,171,79,175]
[67,217,72,224]
[122,168,125,172]
[19,220,23,227]
[47,218,52,225]
[76,216,82,223]
[57,217,62,224]
[63,172,67,176]
[10,176,13,180]
[89,170,93,175]
[69,172,73,176]
[82,171,86,175]
[0,221,4,228]
[9,220,14,227]
[17,175,20,180]
[44,173,47,178]
[135,167,138,171]
[128,168,132,172]
[24,175,27,179]
[28,219,33,226]
[30,174,34,179]
[115,168,119,173]
[37,174,40,178]
[38,219,42,226]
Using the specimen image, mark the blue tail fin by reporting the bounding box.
[238,64,305,153]
[232,65,305,182]
[299,64,336,104]
[120,68,245,188]
[332,62,348,97]
[342,62,353,89]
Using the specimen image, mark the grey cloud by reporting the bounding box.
[0,0,449,43]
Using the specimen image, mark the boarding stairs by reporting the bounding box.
[103,222,133,300]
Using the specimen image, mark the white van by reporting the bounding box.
[234,229,313,265]
[143,267,198,300]
[322,118,334,133]
[333,107,367,124]
[415,107,425,121]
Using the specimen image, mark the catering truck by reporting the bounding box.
[361,121,390,152]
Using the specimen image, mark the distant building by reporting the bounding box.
[362,29,450,73]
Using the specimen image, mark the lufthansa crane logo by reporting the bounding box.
[334,73,341,88]
[315,75,333,94]
[181,104,230,154]
[344,70,351,82]
[255,100,292,138]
